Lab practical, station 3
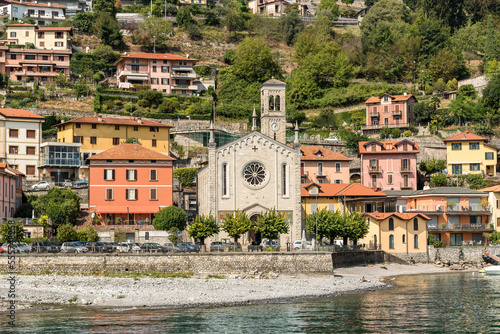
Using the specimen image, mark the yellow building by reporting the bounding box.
[6,24,72,50]
[444,130,498,177]
[481,185,500,232]
[301,183,393,218]
[360,212,430,253]
[54,115,173,162]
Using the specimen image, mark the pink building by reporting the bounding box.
[359,139,419,191]
[0,163,22,218]
[362,93,418,134]
[300,145,351,184]
[114,53,198,95]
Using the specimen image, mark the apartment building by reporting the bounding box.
[0,163,23,218]
[178,0,207,6]
[0,109,44,181]
[114,53,198,95]
[36,0,90,16]
[248,0,287,16]
[444,130,498,177]
[359,139,419,191]
[300,145,351,184]
[38,142,84,182]
[0,0,66,25]
[54,115,173,167]
[362,93,417,134]
[88,144,174,225]
[6,23,72,50]
[397,187,492,246]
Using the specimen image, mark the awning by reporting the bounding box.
[95,206,162,214]
[127,76,148,81]
[118,82,133,89]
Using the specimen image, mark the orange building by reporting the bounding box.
[300,145,351,184]
[395,187,492,246]
[88,144,175,225]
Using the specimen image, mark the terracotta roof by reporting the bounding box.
[7,0,67,8]
[443,131,488,142]
[480,185,500,192]
[365,93,415,104]
[300,145,351,161]
[0,163,24,176]
[301,183,387,197]
[37,27,72,32]
[87,144,175,161]
[358,140,419,154]
[260,78,286,86]
[364,212,431,221]
[0,108,45,120]
[5,23,35,27]
[118,53,197,61]
[54,116,173,128]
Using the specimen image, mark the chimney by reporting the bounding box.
[465,129,469,134]
[97,114,102,122]
[48,2,51,6]
[137,117,143,124]
[60,119,65,123]
[404,92,407,96]
[186,54,189,58]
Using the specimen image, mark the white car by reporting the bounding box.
[31,181,51,190]
[61,242,88,253]
[324,136,339,143]
[117,242,141,253]
[293,240,313,250]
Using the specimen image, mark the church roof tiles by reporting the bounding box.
[301,183,387,197]
[300,145,351,161]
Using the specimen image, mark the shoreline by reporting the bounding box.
[0,264,471,313]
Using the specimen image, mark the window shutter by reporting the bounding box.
[126,189,129,200]
[104,169,107,180]
[135,189,138,200]
[112,169,115,180]
[134,170,137,181]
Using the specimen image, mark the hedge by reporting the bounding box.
[173,167,201,187]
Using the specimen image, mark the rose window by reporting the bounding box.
[243,162,266,186]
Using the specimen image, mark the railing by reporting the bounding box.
[39,158,85,167]
[392,110,402,116]
[400,181,414,189]
[171,72,196,79]
[369,111,379,117]
[172,84,197,90]
[368,166,383,173]
[428,223,494,232]
[399,166,413,173]
[93,219,152,226]
[316,170,326,177]
[403,205,492,214]
[362,123,410,130]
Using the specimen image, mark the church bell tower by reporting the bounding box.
[260,78,286,144]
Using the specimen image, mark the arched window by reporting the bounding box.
[402,234,405,244]
[269,95,274,111]
[389,234,394,249]
[388,218,394,231]
[282,163,287,197]
[413,218,418,231]
[222,163,228,196]
[275,95,280,111]
[414,235,419,249]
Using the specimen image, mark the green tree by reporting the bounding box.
[138,89,164,108]
[93,0,117,17]
[419,158,447,175]
[475,123,494,138]
[484,15,499,65]
[430,173,448,187]
[482,75,500,113]
[93,44,120,71]
[341,0,354,5]
[428,49,462,83]
[95,12,123,47]
[114,228,126,242]
[188,214,220,246]
[31,188,80,228]
[280,4,304,46]
[0,220,25,243]
[176,6,193,28]
[379,127,391,139]
[173,167,201,187]
[391,128,401,138]
[466,174,490,190]
[433,78,448,95]
[222,210,251,244]
[222,0,248,40]
[72,12,95,32]
[343,211,368,246]
[255,208,289,242]
[153,206,188,231]
[317,0,339,19]
[76,227,99,242]
[337,129,369,152]
[305,208,342,244]
[419,0,467,32]
[57,223,78,242]
[230,37,282,83]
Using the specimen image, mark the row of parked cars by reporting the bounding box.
[0,241,202,254]
[30,179,89,191]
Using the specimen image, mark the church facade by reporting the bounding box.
[197,79,303,247]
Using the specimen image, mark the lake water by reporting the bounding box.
[3,272,500,333]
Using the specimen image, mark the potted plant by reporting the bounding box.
[446,201,456,210]
[116,217,123,225]
[441,222,448,229]
[481,199,490,210]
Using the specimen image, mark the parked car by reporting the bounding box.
[141,243,165,253]
[63,179,73,187]
[180,242,200,253]
[31,181,51,190]
[61,242,89,253]
[163,243,178,253]
[210,241,225,252]
[0,243,5,253]
[293,240,312,251]
[14,242,31,253]
[324,136,339,143]
[227,242,242,251]
[248,241,263,252]
[87,242,113,253]
[118,242,141,253]
[175,243,188,253]
[29,241,59,253]
[74,179,89,187]
[263,239,280,251]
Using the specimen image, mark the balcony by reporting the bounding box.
[39,158,85,167]
[400,181,414,190]
[399,166,413,173]
[369,111,380,118]
[171,84,198,90]
[392,110,402,116]
[428,223,494,232]
[362,123,410,130]
[171,72,196,79]
[316,170,327,178]
[368,166,383,173]
[118,71,149,81]
[402,205,492,215]
[24,13,66,20]
[301,170,308,177]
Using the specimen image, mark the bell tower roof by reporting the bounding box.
[260,77,286,88]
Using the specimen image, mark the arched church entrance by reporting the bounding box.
[248,214,262,244]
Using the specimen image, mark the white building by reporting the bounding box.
[0,0,66,25]
[0,108,44,181]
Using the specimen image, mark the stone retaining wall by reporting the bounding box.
[0,253,334,275]
[429,246,498,265]
[331,251,386,267]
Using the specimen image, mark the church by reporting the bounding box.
[197,78,303,247]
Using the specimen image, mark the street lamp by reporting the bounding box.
[315,193,318,251]
[153,36,156,54]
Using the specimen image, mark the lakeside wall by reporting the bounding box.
[0,253,334,275]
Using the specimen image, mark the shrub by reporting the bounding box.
[391,128,402,138]
[187,23,202,40]
[403,130,412,137]
[173,167,201,186]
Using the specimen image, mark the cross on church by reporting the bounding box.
[252,146,258,152]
